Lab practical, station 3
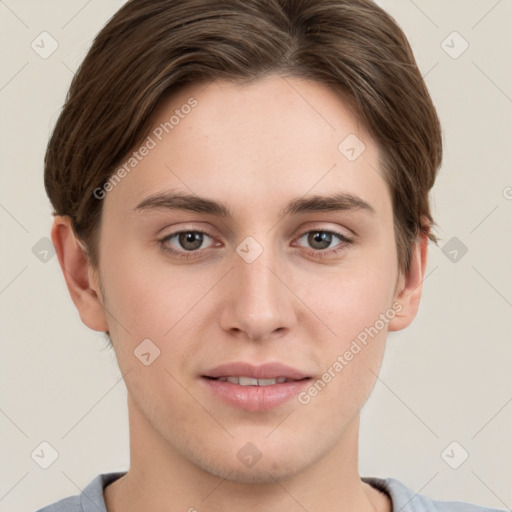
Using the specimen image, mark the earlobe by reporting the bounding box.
[51,216,109,332]
[388,230,429,332]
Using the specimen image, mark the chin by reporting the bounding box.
[186,443,314,485]
[202,459,304,485]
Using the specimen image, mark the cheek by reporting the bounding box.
[297,244,397,402]
[99,242,220,365]
[299,301,390,426]
[99,239,176,326]
[300,252,398,339]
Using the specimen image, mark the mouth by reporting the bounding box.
[201,362,313,411]
[203,376,305,386]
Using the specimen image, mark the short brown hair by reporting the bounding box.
[45,0,442,275]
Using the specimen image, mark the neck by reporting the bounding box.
[104,395,389,512]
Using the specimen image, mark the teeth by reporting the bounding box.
[216,376,290,386]
[239,376,259,386]
[257,378,278,386]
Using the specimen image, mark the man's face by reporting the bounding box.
[94,75,404,482]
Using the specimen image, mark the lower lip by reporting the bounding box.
[201,377,311,412]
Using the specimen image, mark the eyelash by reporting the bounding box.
[159,228,353,260]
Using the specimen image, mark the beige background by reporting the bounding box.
[1,0,511,510]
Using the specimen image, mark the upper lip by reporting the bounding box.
[203,362,310,380]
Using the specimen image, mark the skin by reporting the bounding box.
[52,74,428,512]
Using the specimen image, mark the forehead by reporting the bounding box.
[103,74,390,221]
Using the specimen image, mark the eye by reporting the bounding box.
[295,229,352,257]
[158,228,353,261]
[160,230,216,258]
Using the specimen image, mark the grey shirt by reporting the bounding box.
[35,472,506,512]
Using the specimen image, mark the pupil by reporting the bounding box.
[180,232,203,251]
[309,231,331,250]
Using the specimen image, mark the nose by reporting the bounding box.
[218,239,297,341]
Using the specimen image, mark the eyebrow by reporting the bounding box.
[133,190,376,217]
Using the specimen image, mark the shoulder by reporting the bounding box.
[34,472,126,512]
[35,495,82,512]
[362,476,506,512]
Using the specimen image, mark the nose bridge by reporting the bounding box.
[221,235,295,339]
[238,242,278,302]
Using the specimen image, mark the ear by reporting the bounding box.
[51,215,109,332]
[388,230,429,332]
